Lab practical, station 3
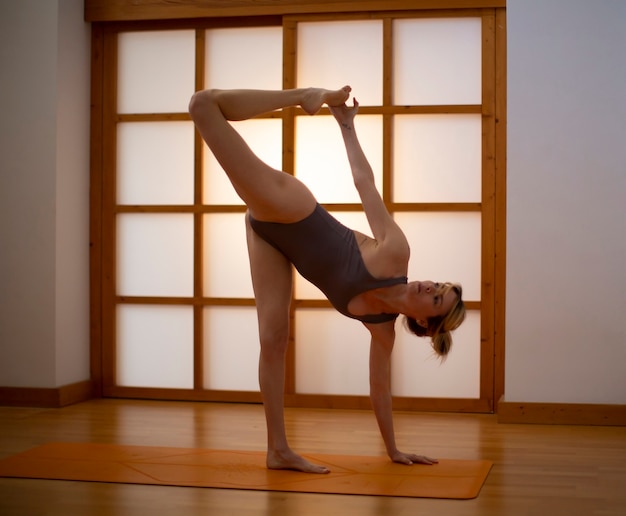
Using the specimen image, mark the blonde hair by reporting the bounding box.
[404,283,466,361]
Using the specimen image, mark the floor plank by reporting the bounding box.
[1,399,625,515]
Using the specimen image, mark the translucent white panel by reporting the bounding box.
[205,27,282,89]
[203,307,260,391]
[117,122,195,205]
[295,309,371,395]
[295,210,371,300]
[117,214,194,296]
[117,305,193,388]
[392,311,480,398]
[395,212,481,301]
[203,119,282,205]
[393,18,482,105]
[297,21,382,106]
[203,213,253,298]
[393,115,482,203]
[118,30,195,114]
[296,115,382,204]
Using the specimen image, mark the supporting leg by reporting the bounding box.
[245,215,329,474]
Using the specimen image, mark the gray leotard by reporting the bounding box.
[249,204,407,324]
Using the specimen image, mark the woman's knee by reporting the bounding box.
[188,89,219,120]
[259,324,290,355]
[188,90,205,117]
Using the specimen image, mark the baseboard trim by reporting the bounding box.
[498,397,626,426]
[0,380,95,408]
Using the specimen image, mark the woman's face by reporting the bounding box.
[409,281,457,321]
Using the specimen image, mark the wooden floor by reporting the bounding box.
[0,399,625,515]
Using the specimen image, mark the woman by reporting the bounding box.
[188,86,465,474]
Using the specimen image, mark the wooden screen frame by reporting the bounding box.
[88,1,506,413]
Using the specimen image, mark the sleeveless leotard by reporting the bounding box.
[249,204,407,324]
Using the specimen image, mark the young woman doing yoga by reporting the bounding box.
[188,86,465,474]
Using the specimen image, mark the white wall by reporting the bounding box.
[0,0,90,388]
[506,0,626,403]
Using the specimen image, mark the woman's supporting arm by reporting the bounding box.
[367,322,439,466]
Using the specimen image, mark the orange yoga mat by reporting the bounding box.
[0,443,492,499]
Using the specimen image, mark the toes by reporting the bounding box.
[305,464,330,474]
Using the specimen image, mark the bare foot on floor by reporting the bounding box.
[267,449,330,474]
[301,86,351,115]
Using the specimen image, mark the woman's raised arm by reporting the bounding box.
[330,100,406,250]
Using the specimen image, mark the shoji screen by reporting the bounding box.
[112,26,284,396]
[100,10,501,413]
[116,30,196,390]
[292,17,483,400]
[391,17,483,399]
[202,27,283,391]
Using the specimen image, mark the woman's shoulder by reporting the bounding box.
[354,229,409,278]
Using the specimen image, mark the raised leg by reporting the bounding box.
[188,87,351,223]
[245,216,329,474]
